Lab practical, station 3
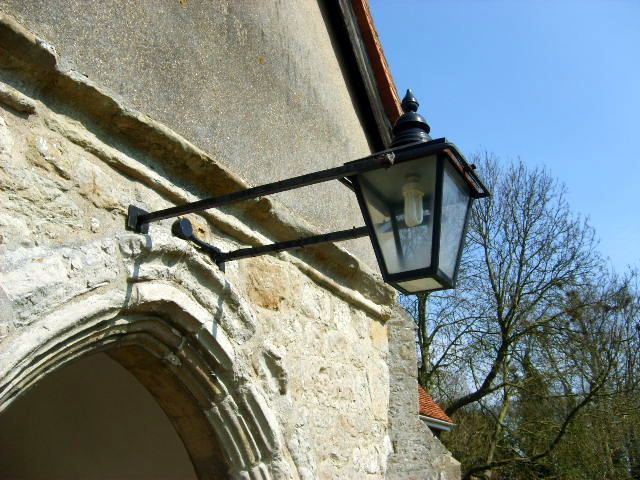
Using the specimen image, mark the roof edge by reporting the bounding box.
[350,0,402,124]
[324,0,402,151]
[419,415,455,432]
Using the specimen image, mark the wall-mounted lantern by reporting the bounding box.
[126,90,489,294]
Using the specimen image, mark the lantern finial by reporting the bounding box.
[401,89,419,112]
[391,89,431,147]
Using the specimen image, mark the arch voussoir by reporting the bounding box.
[0,268,286,479]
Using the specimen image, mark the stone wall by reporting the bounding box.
[386,307,461,480]
[0,69,389,477]
[0,8,460,480]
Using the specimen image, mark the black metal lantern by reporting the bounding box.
[351,91,488,294]
[125,89,488,296]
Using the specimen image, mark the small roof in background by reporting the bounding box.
[418,386,453,425]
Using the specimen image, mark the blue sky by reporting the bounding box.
[369,0,640,272]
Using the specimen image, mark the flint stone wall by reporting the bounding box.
[0,9,460,480]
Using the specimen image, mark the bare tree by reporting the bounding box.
[418,154,599,412]
[401,153,639,478]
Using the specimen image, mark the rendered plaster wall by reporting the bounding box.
[0,0,376,266]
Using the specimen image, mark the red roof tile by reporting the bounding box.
[418,386,453,424]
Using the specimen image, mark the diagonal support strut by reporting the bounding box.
[171,218,369,271]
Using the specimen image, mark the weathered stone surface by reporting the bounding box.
[0,96,396,477]
[0,81,36,114]
[386,306,461,480]
[0,23,396,312]
[0,285,12,340]
[242,257,292,311]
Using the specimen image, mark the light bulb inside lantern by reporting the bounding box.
[402,175,424,227]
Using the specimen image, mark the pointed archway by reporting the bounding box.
[0,284,285,480]
[0,235,287,479]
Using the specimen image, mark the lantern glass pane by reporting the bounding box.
[396,277,443,294]
[359,155,437,274]
[438,162,472,279]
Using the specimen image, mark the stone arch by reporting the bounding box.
[0,237,286,480]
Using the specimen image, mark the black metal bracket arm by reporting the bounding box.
[125,152,395,234]
[171,218,369,270]
[171,219,225,268]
